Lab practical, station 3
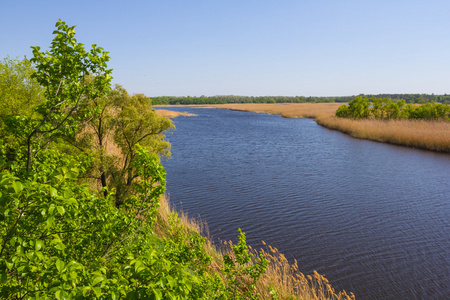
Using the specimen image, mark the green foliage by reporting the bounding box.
[223,229,269,300]
[0,57,44,117]
[74,84,173,206]
[336,96,450,121]
[0,144,197,299]
[336,96,370,119]
[405,102,450,120]
[0,57,44,170]
[1,19,280,299]
[335,104,350,118]
[0,145,249,299]
[151,94,450,105]
[23,19,112,172]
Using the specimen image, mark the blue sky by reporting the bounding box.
[2,0,449,96]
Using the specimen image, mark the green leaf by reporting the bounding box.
[56,259,65,272]
[92,275,104,286]
[93,287,102,297]
[153,288,162,300]
[166,275,175,288]
[49,204,56,215]
[6,260,13,270]
[35,240,44,251]
[50,187,58,197]
[54,242,66,251]
[134,260,144,273]
[46,216,55,229]
[57,206,65,216]
[12,181,23,193]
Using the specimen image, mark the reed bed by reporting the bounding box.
[198,103,342,119]
[316,115,450,152]
[156,195,355,299]
[198,103,450,153]
[154,109,196,118]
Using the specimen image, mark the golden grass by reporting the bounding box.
[195,103,450,153]
[197,103,342,119]
[156,195,355,299]
[316,115,450,152]
[154,109,196,118]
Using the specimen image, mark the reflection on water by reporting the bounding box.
[159,107,450,300]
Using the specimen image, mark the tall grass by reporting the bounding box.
[316,115,450,152]
[156,196,355,299]
[154,109,196,118]
[196,103,450,153]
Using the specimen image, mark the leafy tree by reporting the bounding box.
[74,84,173,206]
[335,104,350,118]
[337,96,449,121]
[0,57,43,117]
[336,96,370,119]
[0,19,278,300]
[0,57,44,170]
[22,19,112,173]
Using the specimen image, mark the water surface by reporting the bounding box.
[159,107,450,300]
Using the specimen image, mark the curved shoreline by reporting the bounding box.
[159,103,450,153]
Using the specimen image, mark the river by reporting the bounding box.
[158,107,450,300]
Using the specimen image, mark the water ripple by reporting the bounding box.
[159,107,450,300]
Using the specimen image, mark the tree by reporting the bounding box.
[112,88,173,206]
[336,96,370,119]
[0,57,44,169]
[0,21,196,299]
[24,19,112,173]
[0,57,43,117]
[73,84,173,206]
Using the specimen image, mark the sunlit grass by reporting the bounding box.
[154,109,196,118]
[316,115,450,152]
[156,195,355,299]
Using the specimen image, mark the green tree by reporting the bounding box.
[0,21,196,299]
[0,57,43,117]
[23,19,112,173]
[0,57,44,169]
[336,96,370,119]
[75,84,173,206]
[112,89,173,206]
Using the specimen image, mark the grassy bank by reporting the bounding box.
[316,115,450,152]
[156,196,355,300]
[155,109,197,118]
[190,103,450,153]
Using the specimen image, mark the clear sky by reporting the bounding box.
[2,0,449,97]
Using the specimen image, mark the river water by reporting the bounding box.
[158,107,450,300]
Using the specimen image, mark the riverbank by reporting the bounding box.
[156,195,355,300]
[179,103,449,153]
[155,109,196,118]
[155,105,356,299]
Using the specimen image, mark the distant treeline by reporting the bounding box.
[151,94,450,105]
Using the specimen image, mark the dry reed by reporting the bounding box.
[154,109,196,118]
[156,196,355,299]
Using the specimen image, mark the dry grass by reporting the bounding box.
[195,103,450,153]
[154,109,196,118]
[197,103,342,119]
[316,115,450,152]
[221,239,355,300]
[155,195,222,264]
[156,195,355,299]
